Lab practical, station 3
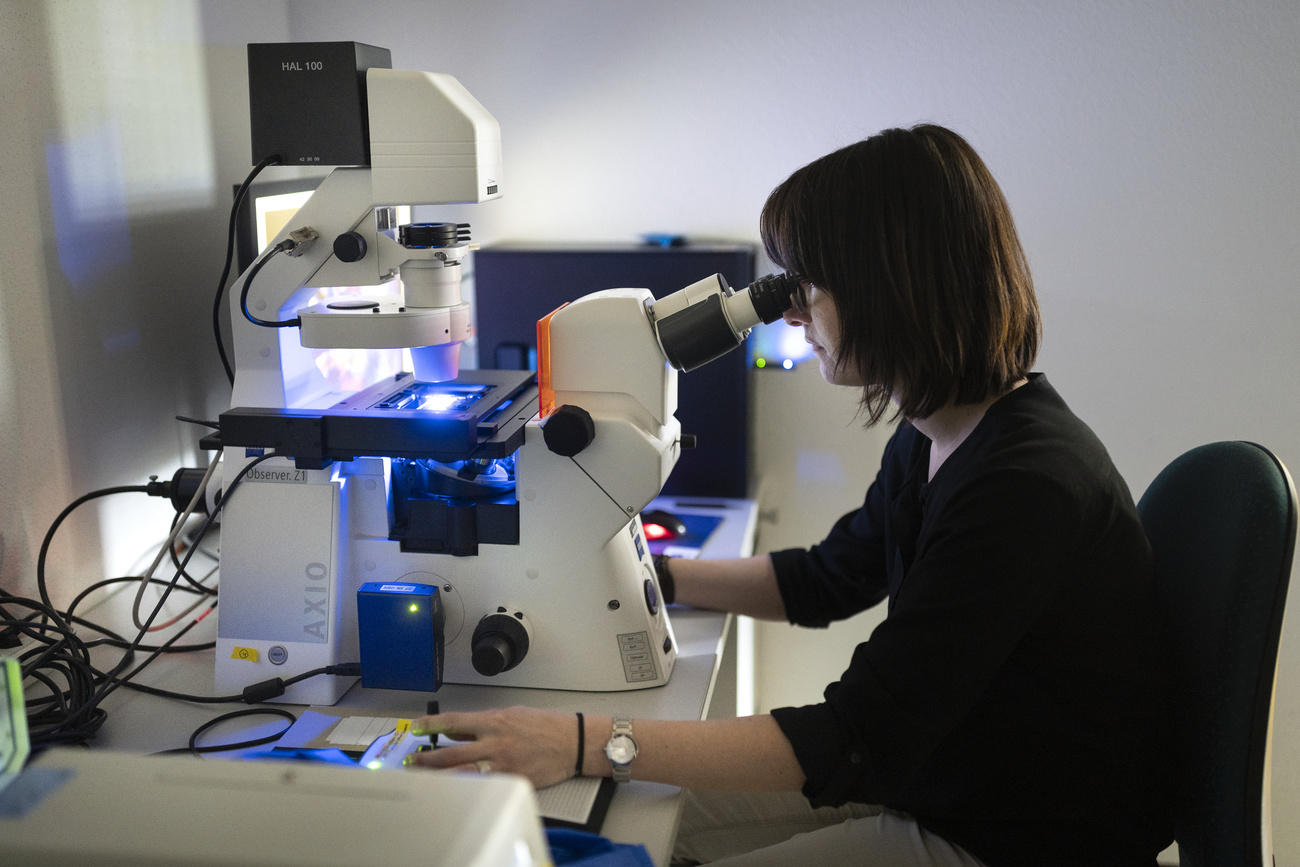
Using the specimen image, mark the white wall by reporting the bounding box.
[3,0,1298,857]
[283,1,1300,853]
[0,0,291,607]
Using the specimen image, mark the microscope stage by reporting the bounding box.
[219,370,538,466]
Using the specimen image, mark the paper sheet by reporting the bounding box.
[281,711,608,827]
[535,775,604,824]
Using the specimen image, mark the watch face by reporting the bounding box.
[606,734,637,764]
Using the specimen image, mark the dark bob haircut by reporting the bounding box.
[760,124,1040,424]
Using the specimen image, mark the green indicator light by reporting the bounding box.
[409,604,419,613]
[755,357,767,368]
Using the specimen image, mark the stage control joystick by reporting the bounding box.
[470,609,530,676]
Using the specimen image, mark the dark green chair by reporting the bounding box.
[1139,441,1295,867]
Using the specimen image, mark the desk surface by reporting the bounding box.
[90,496,755,866]
[93,607,732,866]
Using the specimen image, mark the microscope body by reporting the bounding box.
[217,286,687,703]
[214,51,792,703]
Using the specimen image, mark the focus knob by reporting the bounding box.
[332,231,367,262]
[542,404,595,457]
[470,611,530,676]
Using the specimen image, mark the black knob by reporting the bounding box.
[542,404,595,457]
[470,612,529,676]
[332,231,367,262]
[643,577,660,616]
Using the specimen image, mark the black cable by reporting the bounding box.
[186,707,298,755]
[0,615,80,642]
[1,504,197,749]
[238,242,302,328]
[83,601,219,705]
[35,454,247,740]
[166,513,220,596]
[63,578,215,652]
[67,454,266,722]
[53,452,343,725]
[214,154,282,383]
[12,451,363,751]
[0,596,55,648]
[23,669,69,715]
[5,597,107,748]
[36,485,151,632]
[28,484,189,701]
[89,662,359,706]
[0,591,96,686]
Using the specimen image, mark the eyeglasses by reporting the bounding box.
[789,279,813,315]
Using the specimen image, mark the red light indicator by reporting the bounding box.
[643,522,675,541]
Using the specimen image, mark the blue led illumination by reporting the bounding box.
[371,383,491,413]
[417,392,464,412]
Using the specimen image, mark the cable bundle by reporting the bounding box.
[0,449,357,755]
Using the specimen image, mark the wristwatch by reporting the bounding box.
[604,716,638,783]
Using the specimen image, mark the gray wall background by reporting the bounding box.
[2,0,1297,857]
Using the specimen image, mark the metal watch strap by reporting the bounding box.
[608,716,635,783]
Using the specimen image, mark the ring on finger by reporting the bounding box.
[475,759,493,774]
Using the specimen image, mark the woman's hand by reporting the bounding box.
[407,705,585,789]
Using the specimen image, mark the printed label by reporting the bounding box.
[246,466,309,484]
[617,631,659,683]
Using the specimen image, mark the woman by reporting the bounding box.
[409,124,1174,866]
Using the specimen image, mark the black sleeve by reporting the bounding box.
[771,468,1084,807]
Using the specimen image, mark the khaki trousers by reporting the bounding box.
[672,789,989,867]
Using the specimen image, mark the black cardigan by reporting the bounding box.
[769,375,1174,867]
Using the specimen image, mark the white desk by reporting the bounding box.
[90,497,754,866]
[92,608,733,865]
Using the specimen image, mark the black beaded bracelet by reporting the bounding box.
[575,712,585,775]
[652,554,676,605]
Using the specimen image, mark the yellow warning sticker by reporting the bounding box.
[230,646,259,662]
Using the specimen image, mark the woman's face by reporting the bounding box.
[782,282,863,386]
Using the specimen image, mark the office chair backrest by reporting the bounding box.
[1137,441,1296,867]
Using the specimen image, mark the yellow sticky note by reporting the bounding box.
[230,646,260,662]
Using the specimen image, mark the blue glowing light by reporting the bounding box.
[418,392,464,412]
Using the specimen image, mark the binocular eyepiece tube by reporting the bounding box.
[652,272,801,372]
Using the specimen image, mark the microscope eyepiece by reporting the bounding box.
[651,271,804,372]
[746,272,801,324]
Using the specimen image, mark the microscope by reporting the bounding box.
[213,43,797,704]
